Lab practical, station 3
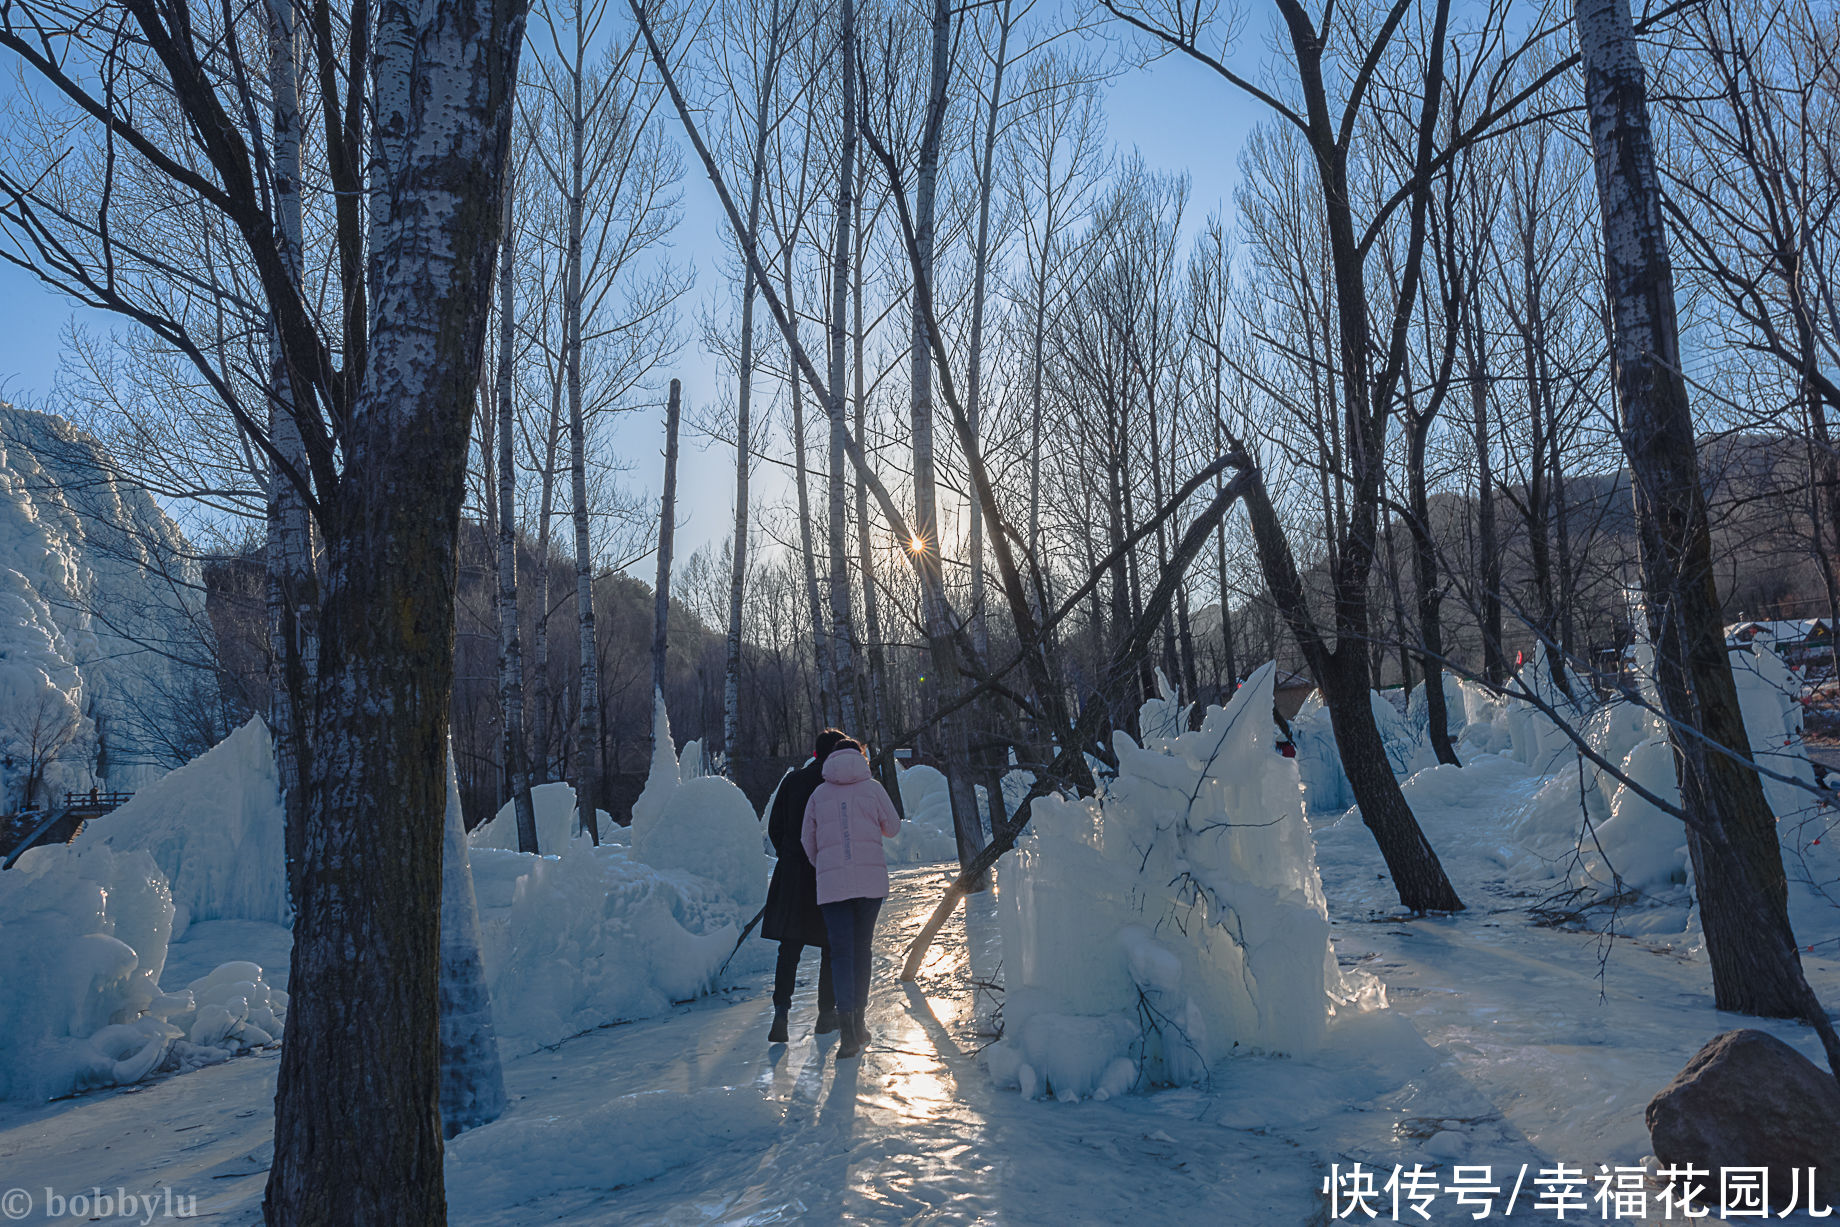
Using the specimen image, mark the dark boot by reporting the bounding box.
[835,1012,864,1059]
[814,1007,840,1035]
[768,1009,789,1044]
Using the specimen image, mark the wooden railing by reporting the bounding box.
[63,790,133,813]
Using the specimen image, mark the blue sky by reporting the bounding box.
[0,29,1261,563]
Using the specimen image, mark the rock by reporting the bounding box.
[1646,1029,1840,1210]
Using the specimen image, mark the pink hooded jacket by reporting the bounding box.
[800,748,903,905]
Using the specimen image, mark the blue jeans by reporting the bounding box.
[818,896,884,1014]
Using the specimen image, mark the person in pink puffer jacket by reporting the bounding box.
[800,739,902,1059]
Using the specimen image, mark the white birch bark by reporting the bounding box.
[826,0,859,734]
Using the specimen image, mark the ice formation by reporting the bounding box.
[0,840,284,1101]
[887,763,960,864]
[1288,695,1354,813]
[74,717,288,932]
[631,773,770,920]
[471,839,757,1048]
[0,406,209,810]
[987,664,1384,1101]
[630,689,682,830]
[440,748,506,1137]
[469,780,610,852]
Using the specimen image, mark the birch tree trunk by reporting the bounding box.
[653,378,680,709]
[533,372,562,780]
[853,151,894,764]
[565,27,602,842]
[964,0,1013,664]
[1576,0,1840,1059]
[912,0,987,877]
[495,165,538,854]
[826,0,858,734]
[266,0,528,1212]
[264,0,318,910]
[722,0,782,774]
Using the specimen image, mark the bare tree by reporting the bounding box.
[1576,0,1840,1062]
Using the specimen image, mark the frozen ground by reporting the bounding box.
[3,754,1838,1224]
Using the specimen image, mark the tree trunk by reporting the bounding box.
[264,0,318,911]
[494,165,538,854]
[265,0,527,1212]
[786,245,835,724]
[1408,413,1459,766]
[826,0,858,733]
[910,0,986,878]
[965,0,1012,665]
[1576,0,1840,1063]
[722,0,781,774]
[532,369,561,781]
[653,379,680,710]
[1466,294,1506,685]
[1239,462,1466,914]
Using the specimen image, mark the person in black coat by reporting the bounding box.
[762,727,846,1042]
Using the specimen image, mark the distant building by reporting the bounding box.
[1725,618,1834,667]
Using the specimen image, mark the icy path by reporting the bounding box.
[465,865,1323,1224]
[7,758,1840,1224]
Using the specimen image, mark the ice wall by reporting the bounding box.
[988,664,1383,1101]
[0,407,208,808]
[74,717,288,931]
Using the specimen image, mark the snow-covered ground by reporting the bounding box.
[6,741,1838,1223]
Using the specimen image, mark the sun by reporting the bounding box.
[908,533,927,555]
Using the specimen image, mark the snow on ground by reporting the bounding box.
[9,670,1840,1220]
[9,767,1840,1222]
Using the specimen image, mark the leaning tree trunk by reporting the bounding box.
[265,0,527,1213]
[1576,0,1840,1065]
[494,165,538,853]
[1239,465,1466,914]
[653,379,680,709]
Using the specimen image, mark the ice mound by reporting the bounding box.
[469,780,610,852]
[473,838,752,1048]
[988,663,1384,1102]
[0,841,284,1100]
[888,763,960,864]
[632,773,769,920]
[75,717,288,930]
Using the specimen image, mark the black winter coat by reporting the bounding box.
[760,759,829,947]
